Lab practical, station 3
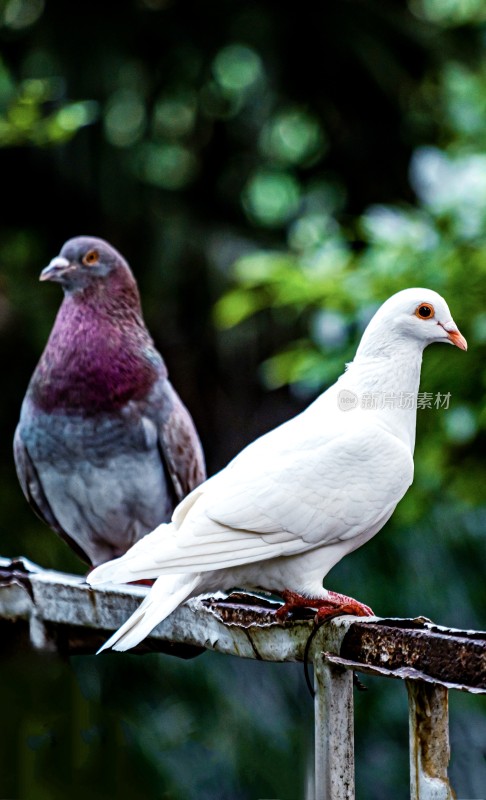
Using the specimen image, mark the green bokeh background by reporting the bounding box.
[1,1,485,797]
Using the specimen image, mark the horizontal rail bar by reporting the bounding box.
[1,557,485,695]
[327,617,486,693]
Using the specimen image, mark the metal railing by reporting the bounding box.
[1,555,485,800]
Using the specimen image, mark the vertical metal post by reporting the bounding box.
[407,680,455,800]
[314,655,355,800]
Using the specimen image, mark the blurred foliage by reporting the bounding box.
[0,57,96,146]
[1,646,312,800]
[1,0,486,798]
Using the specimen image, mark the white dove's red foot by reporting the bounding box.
[276,589,374,621]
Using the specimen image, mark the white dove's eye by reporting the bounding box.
[83,249,99,266]
[415,302,434,320]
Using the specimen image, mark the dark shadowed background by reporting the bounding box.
[1,1,486,798]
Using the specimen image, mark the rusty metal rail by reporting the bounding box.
[1,556,485,800]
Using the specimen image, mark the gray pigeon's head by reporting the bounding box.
[40,236,134,292]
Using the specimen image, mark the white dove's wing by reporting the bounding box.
[91,419,413,584]
[185,421,412,548]
[207,425,412,543]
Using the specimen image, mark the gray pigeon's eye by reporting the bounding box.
[415,302,434,319]
[83,249,99,266]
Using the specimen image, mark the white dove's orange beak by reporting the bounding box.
[440,322,468,351]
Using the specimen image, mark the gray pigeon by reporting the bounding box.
[14,236,206,566]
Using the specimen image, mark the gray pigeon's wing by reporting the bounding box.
[156,381,206,502]
[13,425,90,563]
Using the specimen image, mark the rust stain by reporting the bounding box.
[324,653,486,695]
[202,593,282,628]
[409,682,449,776]
[407,680,456,798]
[340,620,486,690]
[243,628,263,660]
[87,587,98,612]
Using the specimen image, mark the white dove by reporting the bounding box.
[88,288,467,651]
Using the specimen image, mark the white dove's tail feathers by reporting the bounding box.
[98,572,201,653]
[88,522,175,586]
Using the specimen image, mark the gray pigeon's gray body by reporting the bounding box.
[14,236,206,566]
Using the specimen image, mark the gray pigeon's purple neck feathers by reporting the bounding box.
[31,275,165,415]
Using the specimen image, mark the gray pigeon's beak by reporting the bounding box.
[439,321,468,351]
[40,256,74,282]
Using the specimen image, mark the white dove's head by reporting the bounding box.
[356,288,467,358]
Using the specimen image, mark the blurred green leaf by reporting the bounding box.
[0,63,97,147]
